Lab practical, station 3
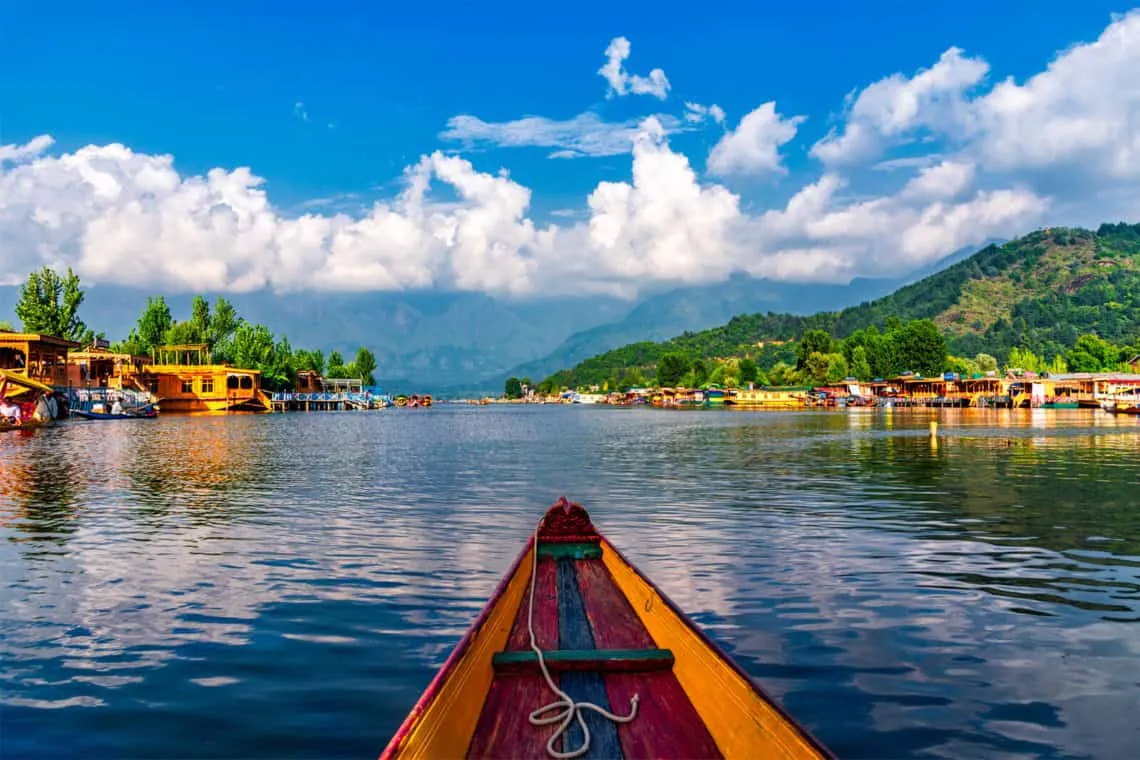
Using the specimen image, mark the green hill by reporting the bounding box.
[542,222,1140,389]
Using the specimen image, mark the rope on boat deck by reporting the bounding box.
[526,524,640,759]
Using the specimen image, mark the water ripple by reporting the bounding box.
[2,407,1139,758]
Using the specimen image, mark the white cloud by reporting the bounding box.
[0,134,55,163]
[684,102,726,125]
[598,36,670,99]
[293,101,308,122]
[707,102,806,176]
[810,47,989,167]
[3,12,1140,298]
[439,111,684,159]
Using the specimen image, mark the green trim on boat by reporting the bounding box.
[537,542,602,560]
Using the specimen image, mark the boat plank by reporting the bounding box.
[606,672,724,760]
[556,557,624,759]
[505,558,558,652]
[574,559,655,650]
[466,674,560,759]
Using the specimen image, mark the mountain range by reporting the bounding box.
[541,222,1140,389]
[0,242,990,395]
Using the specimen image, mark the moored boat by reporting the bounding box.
[72,407,158,420]
[381,498,832,760]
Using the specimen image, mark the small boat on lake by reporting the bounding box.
[72,406,158,420]
[381,498,832,760]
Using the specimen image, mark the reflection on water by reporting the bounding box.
[2,408,1139,759]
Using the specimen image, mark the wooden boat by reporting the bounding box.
[72,407,158,420]
[0,370,58,432]
[381,498,832,760]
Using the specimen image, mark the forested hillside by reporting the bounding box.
[541,223,1140,390]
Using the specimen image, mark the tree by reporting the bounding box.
[739,357,758,385]
[504,376,523,399]
[209,297,241,361]
[768,361,798,386]
[850,346,872,381]
[892,319,947,376]
[121,296,174,357]
[797,330,835,369]
[326,350,346,378]
[1068,333,1115,371]
[974,353,998,373]
[690,359,709,386]
[190,296,211,340]
[15,266,90,342]
[354,347,377,385]
[656,352,690,386]
[0,320,12,332]
[294,349,325,375]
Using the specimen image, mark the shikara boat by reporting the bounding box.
[381,498,832,760]
[72,407,158,420]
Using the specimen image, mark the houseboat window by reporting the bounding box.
[201,377,214,393]
[299,376,309,389]
[0,348,27,370]
[181,379,194,394]
[147,379,159,395]
[227,375,239,389]
[240,376,253,390]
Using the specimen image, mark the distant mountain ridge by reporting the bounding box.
[541,223,1140,388]
[0,239,1000,395]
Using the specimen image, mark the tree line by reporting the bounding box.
[540,315,1139,394]
[2,267,378,392]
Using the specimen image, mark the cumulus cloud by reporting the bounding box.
[707,102,806,176]
[810,47,989,167]
[439,111,684,159]
[598,36,671,99]
[3,12,1140,297]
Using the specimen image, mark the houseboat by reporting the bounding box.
[66,342,152,390]
[137,344,270,413]
[726,386,810,409]
[0,331,80,388]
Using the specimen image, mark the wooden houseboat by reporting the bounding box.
[0,331,80,388]
[726,385,810,409]
[66,343,152,391]
[137,344,270,413]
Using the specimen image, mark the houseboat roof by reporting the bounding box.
[68,347,151,363]
[0,332,82,349]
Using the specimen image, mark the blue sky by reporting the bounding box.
[1,1,1138,296]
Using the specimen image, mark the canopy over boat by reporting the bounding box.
[0,368,54,398]
[381,498,832,760]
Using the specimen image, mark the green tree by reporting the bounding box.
[738,357,759,385]
[825,353,850,384]
[120,296,174,357]
[974,353,998,373]
[190,296,211,340]
[892,319,947,376]
[768,361,798,386]
[353,347,377,385]
[1006,346,1044,374]
[797,329,835,369]
[850,345,872,381]
[326,350,346,378]
[293,349,325,374]
[656,352,689,386]
[209,297,241,361]
[691,359,709,386]
[0,320,13,332]
[15,266,90,342]
[1068,334,1114,371]
[504,376,523,399]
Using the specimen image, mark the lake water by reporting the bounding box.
[2,406,1139,759]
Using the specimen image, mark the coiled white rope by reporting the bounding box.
[526,524,640,758]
